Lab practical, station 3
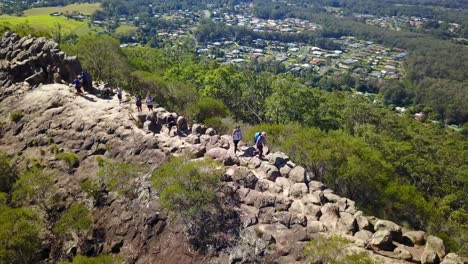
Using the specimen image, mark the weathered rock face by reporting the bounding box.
[0,32,82,88]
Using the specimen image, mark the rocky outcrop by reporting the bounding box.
[0,82,466,264]
[0,32,81,89]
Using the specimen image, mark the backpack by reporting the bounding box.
[254,132,261,143]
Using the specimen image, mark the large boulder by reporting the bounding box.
[370,230,394,251]
[425,236,446,259]
[421,250,440,264]
[289,166,306,183]
[374,220,402,240]
[404,230,426,246]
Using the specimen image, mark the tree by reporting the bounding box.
[12,167,59,216]
[151,156,222,217]
[64,35,130,85]
[0,206,42,264]
[53,203,92,238]
[0,151,16,194]
[188,97,229,123]
[151,156,237,251]
[94,157,140,199]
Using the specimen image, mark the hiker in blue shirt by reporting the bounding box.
[73,77,83,95]
[256,132,267,159]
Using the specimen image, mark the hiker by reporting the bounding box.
[166,114,177,132]
[116,84,123,104]
[146,95,154,112]
[53,67,62,83]
[81,71,92,92]
[73,77,83,95]
[136,95,142,112]
[255,132,267,159]
[232,125,242,154]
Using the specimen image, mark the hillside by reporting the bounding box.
[0,33,466,264]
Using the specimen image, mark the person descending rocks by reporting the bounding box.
[232,125,242,154]
[136,95,142,112]
[73,77,83,95]
[166,114,177,132]
[256,132,267,159]
[146,95,154,112]
[81,71,92,92]
[116,84,123,104]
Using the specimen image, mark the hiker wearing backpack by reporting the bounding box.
[255,132,267,159]
[73,77,83,95]
[81,71,92,92]
[232,125,242,154]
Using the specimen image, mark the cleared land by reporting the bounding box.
[115,24,138,35]
[0,3,103,35]
[22,3,101,16]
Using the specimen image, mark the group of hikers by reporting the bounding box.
[72,75,267,159]
[135,94,154,112]
[232,126,267,159]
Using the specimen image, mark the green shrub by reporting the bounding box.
[96,157,140,198]
[151,156,222,217]
[188,97,229,123]
[80,179,101,200]
[304,235,376,264]
[59,254,122,264]
[12,167,58,214]
[151,156,238,251]
[0,152,17,193]
[53,203,92,238]
[9,111,23,123]
[49,144,59,154]
[55,152,79,168]
[0,206,42,264]
[0,192,6,205]
[204,117,229,135]
[246,123,301,150]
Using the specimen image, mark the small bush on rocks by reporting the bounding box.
[53,203,92,238]
[304,235,376,264]
[55,152,79,168]
[9,111,24,123]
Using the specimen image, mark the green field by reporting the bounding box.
[115,24,138,35]
[0,15,85,33]
[22,3,101,16]
[0,3,104,36]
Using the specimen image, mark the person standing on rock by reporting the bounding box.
[146,95,154,112]
[116,84,123,104]
[232,125,242,154]
[73,77,83,95]
[136,95,142,112]
[166,115,178,132]
[256,132,267,159]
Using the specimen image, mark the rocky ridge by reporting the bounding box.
[0,32,81,90]
[0,34,466,264]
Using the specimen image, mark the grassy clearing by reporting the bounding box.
[0,15,85,32]
[115,24,138,35]
[0,14,104,35]
[23,3,101,16]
